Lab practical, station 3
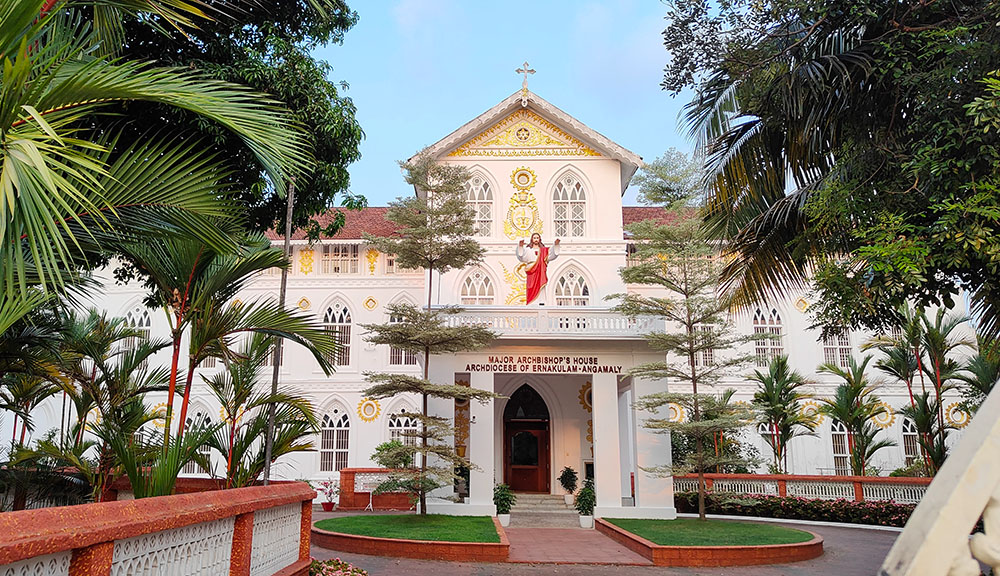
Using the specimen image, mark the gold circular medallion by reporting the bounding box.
[357,398,381,423]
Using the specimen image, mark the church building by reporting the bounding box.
[10,87,971,518]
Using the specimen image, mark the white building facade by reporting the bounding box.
[4,90,971,517]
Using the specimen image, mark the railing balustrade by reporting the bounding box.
[0,483,313,576]
[672,473,930,503]
[445,306,661,339]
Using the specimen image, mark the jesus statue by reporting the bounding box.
[517,233,560,305]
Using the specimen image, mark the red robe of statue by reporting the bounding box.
[525,245,549,305]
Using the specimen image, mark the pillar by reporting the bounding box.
[229,512,254,576]
[632,376,675,511]
[592,373,623,516]
[468,371,496,514]
[69,542,113,576]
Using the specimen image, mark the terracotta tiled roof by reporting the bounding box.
[268,206,682,241]
[265,207,401,241]
[621,206,684,230]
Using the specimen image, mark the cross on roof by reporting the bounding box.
[516,61,536,90]
[516,61,535,107]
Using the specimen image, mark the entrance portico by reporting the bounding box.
[426,341,676,520]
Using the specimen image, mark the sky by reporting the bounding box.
[313,0,693,207]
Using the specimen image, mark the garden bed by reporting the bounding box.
[311,515,508,562]
[597,518,823,567]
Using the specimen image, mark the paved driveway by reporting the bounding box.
[311,521,898,575]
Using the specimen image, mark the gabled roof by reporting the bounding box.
[265,207,400,241]
[418,89,643,195]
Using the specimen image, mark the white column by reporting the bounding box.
[632,376,676,514]
[592,373,623,516]
[468,371,496,514]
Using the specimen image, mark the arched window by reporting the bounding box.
[388,308,418,366]
[466,174,493,237]
[830,420,850,475]
[320,409,350,472]
[823,332,852,368]
[388,409,420,467]
[322,302,352,366]
[181,411,213,475]
[554,268,590,306]
[752,308,783,367]
[460,269,495,305]
[553,174,587,237]
[124,306,152,367]
[902,418,920,466]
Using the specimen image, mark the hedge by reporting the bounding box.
[674,491,915,527]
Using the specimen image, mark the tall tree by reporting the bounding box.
[361,154,497,514]
[659,0,1000,338]
[750,355,815,473]
[116,1,365,235]
[631,148,702,206]
[611,207,756,520]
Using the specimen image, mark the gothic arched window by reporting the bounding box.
[902,418,920,466]
[181,411,213,474]
[388,307,418,366]
[466,174,493,237]
[554,268,590,306]
[124,306,152,367]
[460,269,495,305]
[752,308,783,367]
[830,420,850,475]
[388,409,420,467]
[320,409,350,472]
[553,174,587,237]
[322,302,352,366]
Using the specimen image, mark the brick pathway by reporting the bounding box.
[311,521,900,575]
[505,527,651,564]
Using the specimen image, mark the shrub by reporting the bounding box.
[575,478,596,516]
[558,466,578,494]
[673,491,915,527]
[493,483,516,515]
[310,557,367,576]
[317,479,340,503]
[889,461,930,478]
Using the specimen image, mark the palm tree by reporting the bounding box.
[2,0,311,306]
[204,334,317,488]
[115,234,338,444]
[818,355,895,476]
[957,344,999,413]
[750,355,815,473]
[898,392,953,474]
[919,309,974,449]
[1,374,61,446]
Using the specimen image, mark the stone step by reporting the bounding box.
[508,511,583,528]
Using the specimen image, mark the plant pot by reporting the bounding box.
[563,494,574,506]
[321,501,335,512]
[579,515,593,529]
[497,513,510,527]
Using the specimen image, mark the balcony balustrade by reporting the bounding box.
[443,306,662,339]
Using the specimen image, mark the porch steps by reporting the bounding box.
[510,493,580,528]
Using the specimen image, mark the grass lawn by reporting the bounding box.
[605,518,814,546]
[314,514,500,543]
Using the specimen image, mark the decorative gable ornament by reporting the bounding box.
[448,109,601,158]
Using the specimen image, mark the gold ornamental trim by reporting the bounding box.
[501,262,527,305]
[578,381,593,413]
[448,109,601,158]
[357,398,381,423]
[366,248,379,275]
[946,402,971,429]
[871,402,896,429]
[299,248,314,275]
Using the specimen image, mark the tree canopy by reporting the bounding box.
[662,0,1000,338]
[116,0,365,234]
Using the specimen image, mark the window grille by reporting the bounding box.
[321,245,359,274]
[320,411,350,472]
[553,175,586,237]
[466,175,493,237]
[831,420,851,475]
[388,310,418,366]
[554,268,590,306]
[322,302,351,366]
[752,308,783,367]
[823,332,852,367]
[460,269,495,305]
[902,419,921,466]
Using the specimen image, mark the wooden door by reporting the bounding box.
[504,425,549,492]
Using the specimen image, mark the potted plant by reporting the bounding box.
[575,478,595,528]
[493,483,516,527]
[318,479,340,512]
[558,466,578,506]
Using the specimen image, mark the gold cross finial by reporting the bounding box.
[516,61,535,107]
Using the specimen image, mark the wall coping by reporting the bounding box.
[0,482,315,565]
[595,518,824,567]
[674,473,932,486]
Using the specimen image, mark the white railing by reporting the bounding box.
[250,503,302,576]
[863,482,927,505]
[881,383,1000,575]
[446,306,661,339]
[111,518,234,576]
[0,552,71,576]
[714,478,780,496]
[786,480,856,501]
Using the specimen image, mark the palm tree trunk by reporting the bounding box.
[175,361,197,442]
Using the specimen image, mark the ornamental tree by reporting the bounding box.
[361,154,497,514]
[610,206,756,520]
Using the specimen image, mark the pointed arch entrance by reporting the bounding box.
[503,384,550,493]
